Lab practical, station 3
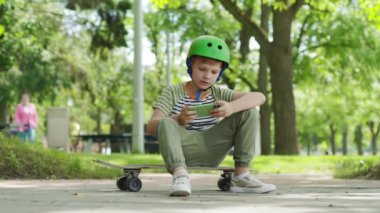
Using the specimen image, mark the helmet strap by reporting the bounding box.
[216,62,228,81]
[196,90,201,102]
[186,57,193,78]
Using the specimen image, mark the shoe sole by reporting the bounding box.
[170,190,191,196]
[169,184,191,197]
[230,186,276,194]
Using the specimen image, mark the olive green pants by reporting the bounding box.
[157,108,259,171]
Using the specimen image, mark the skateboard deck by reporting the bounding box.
[93,159,235,192]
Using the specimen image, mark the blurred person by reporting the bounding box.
[14,93,38,142]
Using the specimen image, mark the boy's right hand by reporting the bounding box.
[178,106,197,125]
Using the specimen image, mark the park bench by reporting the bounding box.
[78,133,158,154]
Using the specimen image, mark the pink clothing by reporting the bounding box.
[14,103,38,130]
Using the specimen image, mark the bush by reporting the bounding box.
[0,134,119,179]
[334,157,380,179]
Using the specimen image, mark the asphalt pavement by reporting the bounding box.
[1,173,379,213]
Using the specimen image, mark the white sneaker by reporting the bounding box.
[169,174,191,196]
[230,173,276,193]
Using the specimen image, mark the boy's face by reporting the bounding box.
[191,56,222,90]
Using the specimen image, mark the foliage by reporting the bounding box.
[359,0,380,30]
[1,0,136,135]
[334,157,380,179]
[151,0,182,9]
[0,134,119,179]
[61,0,135,132]
[0,0,4,35]
[0,0,71,104]
[65,0,132,53]
[293,1,380,151]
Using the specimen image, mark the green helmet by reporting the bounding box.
[186,35,230,81]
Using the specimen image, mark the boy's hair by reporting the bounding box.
[191,55,222,67]
[186,35,230,81]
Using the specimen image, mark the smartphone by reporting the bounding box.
[188,103,218,117]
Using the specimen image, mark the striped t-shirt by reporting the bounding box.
[153,82,235,131]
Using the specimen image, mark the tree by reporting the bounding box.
[0,0,71,124]
[218,0,307,154]
[258,2,272,155]
[294,1,380,155]
[64,0,133,134]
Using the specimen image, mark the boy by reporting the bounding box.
[147,35,276,196]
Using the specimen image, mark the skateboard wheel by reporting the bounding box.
[126,177,142,192]
[117,176,130,191]
[217,178,231,191]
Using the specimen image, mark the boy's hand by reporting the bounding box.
[178,106,197,125]
[210,100,234,118]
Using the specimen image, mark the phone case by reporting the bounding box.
[189,103,215,117]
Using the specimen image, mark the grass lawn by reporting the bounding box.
[81,153,380,177]
[1,136,379,179]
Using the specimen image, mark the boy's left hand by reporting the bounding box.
[210,100,234,118]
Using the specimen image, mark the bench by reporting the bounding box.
[78,133,158,154]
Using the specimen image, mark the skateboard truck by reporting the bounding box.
[117,168,143,192]
[218,170,232,191]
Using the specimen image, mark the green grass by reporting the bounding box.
[333,156,380,179]
[250,156,338,174]
[1,135,379,179]
[90,154,380,177]
[0,135,120,179]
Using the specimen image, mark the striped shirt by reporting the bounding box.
[154,82,235,131]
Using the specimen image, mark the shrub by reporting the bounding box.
[0,134,119,179]
[334,157,380,179]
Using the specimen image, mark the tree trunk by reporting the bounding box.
[367,121,379,156]
[269,9,298,154]
[306,135,311,155]
[329,124,336,155]
[342,127,348,155]
[258,1,271,155]
[0,103,7,124]
[311,134,318,155]
[354,125,363,155]
[95,107,102,134]
[239,8,252,63]
[110,110,123,152]
[372,135,378,156]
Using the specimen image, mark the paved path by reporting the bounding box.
[1,174,379,213]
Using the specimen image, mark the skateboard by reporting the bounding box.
[93,159,235,192]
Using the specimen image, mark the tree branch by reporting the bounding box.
[227,67,257,91]
[219,0,270,52]
[294,13,312,60]
[367,121,375,135]
[238,73,256,91]
[297,42,355,54]
[291,0,305,14]
[304,2,331,13]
